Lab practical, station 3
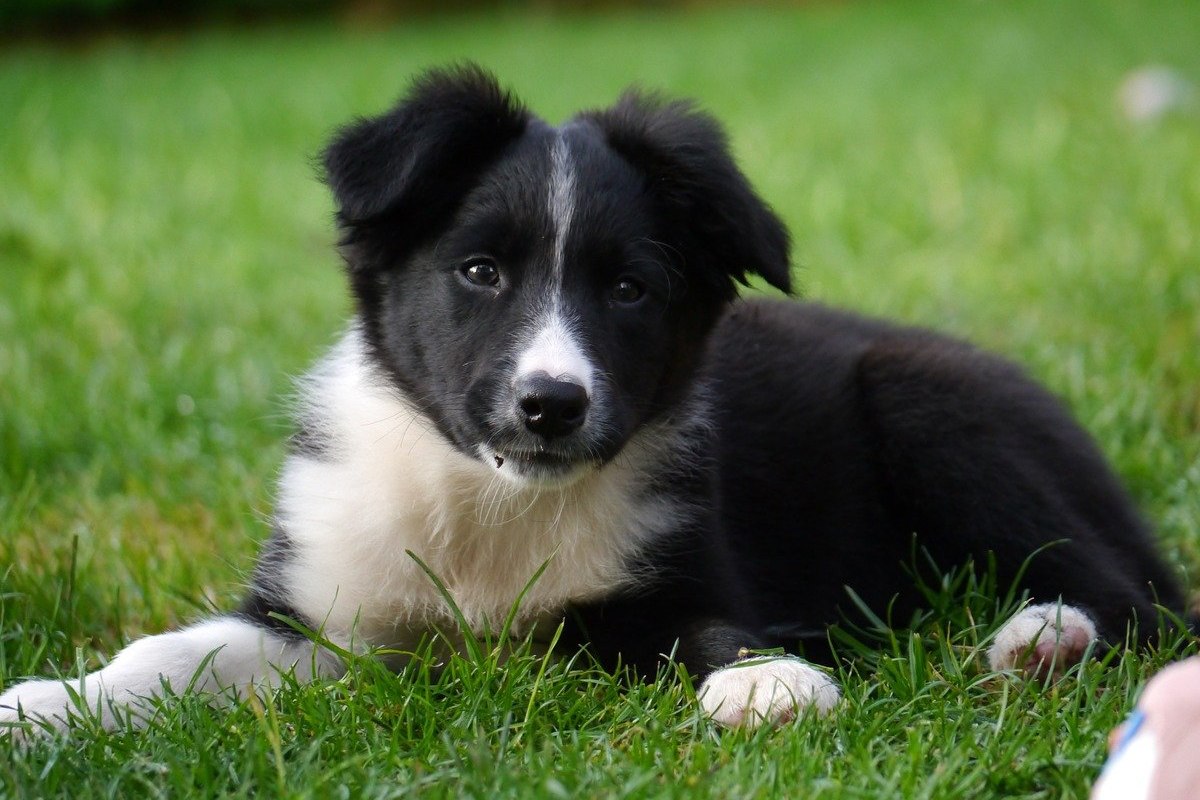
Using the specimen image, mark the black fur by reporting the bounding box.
[238,526,313,640]
[706,301,1183,652]
[581,91,793,298]
[323,64,530,325]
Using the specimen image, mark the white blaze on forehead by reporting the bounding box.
[515,310,594,393]
[512,131,593,392]
[548,133,577,287]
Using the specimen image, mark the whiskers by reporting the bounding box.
[472,470,543,527]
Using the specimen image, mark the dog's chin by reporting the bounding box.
[479,445,598,489]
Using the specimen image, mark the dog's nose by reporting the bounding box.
[516,372,589,440]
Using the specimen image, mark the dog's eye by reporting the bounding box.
[610,277,645,305]
[461,258,500,288]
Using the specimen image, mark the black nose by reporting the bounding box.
[516,372,589,440]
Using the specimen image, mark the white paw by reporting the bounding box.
[0,678,88,741]
[698,657,840,728]
[987,602,1098,678]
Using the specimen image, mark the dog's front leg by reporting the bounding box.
[695,650,841,727]
[674,619,840,728]
[568,602,840,728]
[0,615,342,737]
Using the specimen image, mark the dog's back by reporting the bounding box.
[704,299,1184,656]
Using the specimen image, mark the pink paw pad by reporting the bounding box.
[988,603,1099,678]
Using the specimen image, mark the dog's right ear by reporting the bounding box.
[323,64,529,270]
[581,91,792,299]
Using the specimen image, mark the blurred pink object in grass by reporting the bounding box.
[1092,658,1200,800]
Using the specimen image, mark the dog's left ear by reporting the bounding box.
[322,64,529,271]
[582,92,792,297]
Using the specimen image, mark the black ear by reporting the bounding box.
[581,92,792,296]
[323,64,529,270]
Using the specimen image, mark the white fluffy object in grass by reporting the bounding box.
[698,657,840,728]
[1118,66,1195,123]
[988,602,1098,678]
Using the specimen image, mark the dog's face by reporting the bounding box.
[324,66,791,486]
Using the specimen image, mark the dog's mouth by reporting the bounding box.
[493,450,573,469]
[483,444,597,485]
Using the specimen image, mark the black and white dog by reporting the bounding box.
[1,66,1187,733]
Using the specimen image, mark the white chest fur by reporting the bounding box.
[272,329,684,651]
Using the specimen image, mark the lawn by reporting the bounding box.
[1,0,1199,796]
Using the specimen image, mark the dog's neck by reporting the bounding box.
[272,327,694,650]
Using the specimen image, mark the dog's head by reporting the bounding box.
[324,65,791,486]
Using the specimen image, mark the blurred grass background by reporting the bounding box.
[1,1,1198,796]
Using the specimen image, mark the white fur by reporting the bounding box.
[698,657,840,728]
[987,602,1098,672]
[509,136,592,392]
[513,310,594,393]
[506,137,595,398]
[0,618,339,735]
[278,328,684,652]
[548,133,576,286]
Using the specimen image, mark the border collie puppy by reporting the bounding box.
[1,65,1187,733]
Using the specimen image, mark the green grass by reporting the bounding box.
[2,0,1199,796]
